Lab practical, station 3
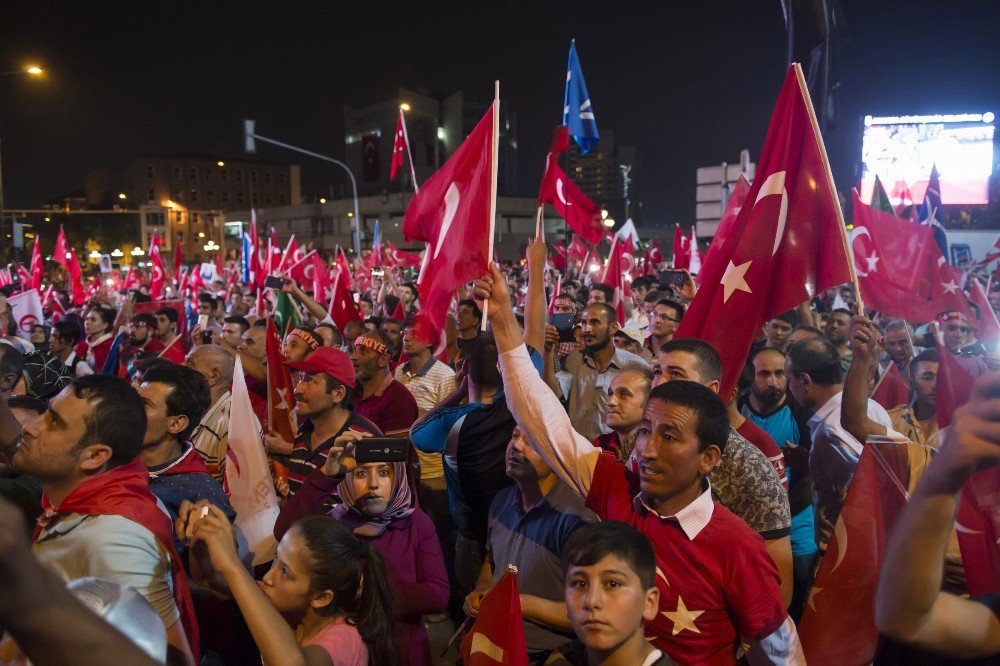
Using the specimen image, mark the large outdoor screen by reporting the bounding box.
[860,112,995,206]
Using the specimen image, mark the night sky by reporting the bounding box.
[1,0,999,228]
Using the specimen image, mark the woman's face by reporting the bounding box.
[351,462,395,517]
[30,326,46,344]
[261,528,319,615]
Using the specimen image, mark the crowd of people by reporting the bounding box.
[2,232,1000,666]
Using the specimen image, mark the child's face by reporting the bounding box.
[565,553,659,653]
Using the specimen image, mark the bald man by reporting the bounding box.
[184,345,236,480]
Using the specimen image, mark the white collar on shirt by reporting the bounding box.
[634,479,715,540]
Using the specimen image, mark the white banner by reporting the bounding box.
[8,289,43,339]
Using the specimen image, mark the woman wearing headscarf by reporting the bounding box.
[275,430,448,665]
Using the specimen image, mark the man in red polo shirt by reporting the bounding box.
[350,330,417,435]
[475,264,802,665]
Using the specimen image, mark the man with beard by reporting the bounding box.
[351,330,418,434]
[824,308,853,373]
[739,347,817,619]
[465,426,598,660]
[558,303,648,442]
[887,348,940,450]
[121,313,166,376]
[880,320,921,385]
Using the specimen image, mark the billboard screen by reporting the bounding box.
[860,112,995,206]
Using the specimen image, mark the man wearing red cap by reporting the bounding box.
[284,347,381,496]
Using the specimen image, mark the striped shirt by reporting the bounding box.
[286,412,381,496]
[395,357,455,480]
[190,391,231,482]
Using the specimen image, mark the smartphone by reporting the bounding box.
[658,270,687,288]
[264,275,285,289]
[197,314,209,331]
[549,312,577,342]
[354,437,409,464]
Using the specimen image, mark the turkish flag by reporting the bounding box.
[969,279,1000,343]
[648,237,663,266]
[567,235,589,272]
[538,126,604,244]
[403,102,494,335]
[173,237,183,278]
[386,241,423,269]
[286,249,319,286]
[871,363,910,411]
[336,248,354,291]
[362,133,380,183]
[675,64,852,397]
[550,240,567,271]
[123,264,139,290]
[547,275,561,315]
[459,568,528,666]
[53,226,70,268]
[327,268,363,331]
[14,262,32,292]
[390,111,407,182]
[601,235,634,326]
[310,253,332,299]
[265,318,297,444]
[28,238,43,291]
[148,231,166,300]
[698,175,750,286]
[672,225,689,270]
[67,248,87,306]
[936,338,1000,596]
[798,435,929,663]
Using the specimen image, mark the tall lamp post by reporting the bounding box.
[0,64,45,260]
[242,119,362,256]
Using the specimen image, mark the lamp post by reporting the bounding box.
[242,119,362,255]
[0,64,44,260]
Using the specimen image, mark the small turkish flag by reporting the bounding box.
[648,237,663,266]
[390,111,407,182]
[550,240,567,271]
[459,568,528,666]
[538,126,604,244]
[336,248,354,291]
[265,318,297,444]
[403,101,495,335]
[675,64,852,397]
[148,231,166,300]
[173,237,183,278]
[568,234,589,270]
[386,241,423,269]
[672,225,689,270]
[327,267,363,331]
[28,238,44,291]
[53,226,70,268]
[362,133,380,183]
[547,275,561,315]
[871,363,909,411]
[601,234,634,326]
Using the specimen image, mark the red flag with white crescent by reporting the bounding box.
[600,234,634,326]
[53,226,70,268]
[148,231,166,300]
[28,238,44,291]
[537,126,604,244]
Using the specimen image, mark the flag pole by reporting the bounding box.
[793,62,865,312]
[483,80,500,331]
[535,204,544,240]
[399,109,420,194]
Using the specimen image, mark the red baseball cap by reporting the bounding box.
[286,347,356,389]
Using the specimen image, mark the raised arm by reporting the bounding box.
[473,264,600,499]
[841,314,888,441]
[523,236,547,353]
[876,373,1000,659]
[282,278,329,323]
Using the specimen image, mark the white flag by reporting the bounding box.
[8,289,43,339]
[688,227,702,276]
[616,218,640,247]
[225,356,279,565]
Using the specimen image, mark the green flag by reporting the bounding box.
[870,175,895,215]
[272,291,301,336]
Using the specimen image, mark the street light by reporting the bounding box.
[24,65,43,76]
[399,103,411,112]
[216,160,225,167]
[88,250,101,259]
[0,63,46,261]
[129,247,143,256]
[112,249,124,258]
[117,192,127,200]
[204,240,220,252]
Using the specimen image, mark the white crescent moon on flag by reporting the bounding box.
[556,178,573,207]
[434,183,461,260]
[621,252,634,275]
[851,226,873,277]
[830,517,848,573]
[153,265,163,282]
[954,520,983,535]
[303,263,314,280]
[755,171,788,256]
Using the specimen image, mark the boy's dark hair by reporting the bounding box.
[457,299,482,321]
[787,337,843,386]
[647,380,729,453]
[91,306,116,330]
[656,298,686,321]
[562,521,657,589]
[53,320,84,346]
[154,306,178,324]
[643,290,668,305]
[660,338,722,383]
[589,283,614,302]
[141,363,212,441]
[130,313,157,328]
[71,375,147,468]
[910,348,940,379]
[223,316,250,334]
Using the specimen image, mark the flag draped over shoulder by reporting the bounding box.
[403,101,495,335]
[675,64,853,397]
[225,356,279,566]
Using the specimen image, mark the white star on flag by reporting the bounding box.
[941,279,959,294]
[720,259,753,303]
[276,388,289,411]
[865,252,880,272]
[662,595,704,635]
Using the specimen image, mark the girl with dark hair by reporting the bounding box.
[187,506,399,665]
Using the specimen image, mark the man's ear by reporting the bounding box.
[0,372,17,394]
[698,444,722,477]
[77,444,114,474]
[167,414,190,437]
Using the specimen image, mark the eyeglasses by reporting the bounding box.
[649,312,680,323]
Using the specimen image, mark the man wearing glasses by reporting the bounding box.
[645,298,685,358]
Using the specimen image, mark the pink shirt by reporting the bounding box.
[302,618,367,666]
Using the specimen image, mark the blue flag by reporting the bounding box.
[563,40,599,154]
[100,332,125,376]
[241,232,252,284]
[919,164,949,260]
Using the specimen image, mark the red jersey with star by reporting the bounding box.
[585,454,787,665]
